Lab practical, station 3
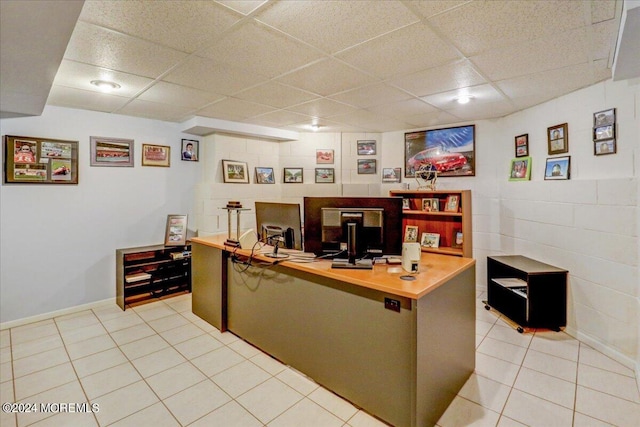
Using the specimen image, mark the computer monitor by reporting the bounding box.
[303,197,403,257]
[254,202,303,251]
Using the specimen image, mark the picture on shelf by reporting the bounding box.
[544,156,570,180]
[404,225,419,243]
[316,149,334,164]
[509,157,531,181]
[514,134,528,157]
[284,167,303,183]
[90,136,134,167]
[402,198,410,210]
[420,232,440,248]
[222,159,249,183]
[451,231,463,248]
[315,168,335,183]
[164,214,188,246]
[421,198,432,211]
[547,123,568,155]
[444,195,459,212]
[181,139,199,161]
[594,139,616,155]
[255,167,275,184]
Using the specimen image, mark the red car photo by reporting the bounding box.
[407,147,467,173]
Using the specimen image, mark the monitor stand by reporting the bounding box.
[331,258,373,270]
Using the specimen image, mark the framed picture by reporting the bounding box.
[142,144,170,167]
[444,195,459,212]
[404,225,419,243]
[544,156,570,180]
[3,135,78,184]
[315,168,335,183]
[402,198,410,210]
[357,140,376,155]
[594,108,615,127]
[430,198,439,212]
[316,149,334,164]
[420,232,440,248]
[451,230,463,248]
[284,167,303,183]
[222,160,249,183]
[593,125,615,141]
[255,167,275,184]
[164,214,188,246]
[547,123,568,155]
[90,136,134,167]
[421,198,432,211]
[181,139,199,161]
[509,157,531,181]
[515,134,528,157]
[594,139,616,156]
[357,159,376,174]
[382,167,402,182]
[404,124,475,177]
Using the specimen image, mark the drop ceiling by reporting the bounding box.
[0,0,631,134]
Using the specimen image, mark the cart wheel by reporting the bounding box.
[484,305,490,310]
[517,327,524,333]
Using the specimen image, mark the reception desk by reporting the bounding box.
[191,235,476,427]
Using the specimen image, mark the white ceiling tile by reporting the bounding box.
[215,0,268,16]
[286,98,358,119]
[79,0,242,53]
[117,98,195,122]
[367,98,438,119]
[253,110,314,127]
[255,0,420,54]
[197,21,324,78]
[64,22,189,78]
[389,59,486,97]
[336,21,461,79]
[53,60,154,97]
[276,59,379,97]
[194,97,277,120]
[163,56,269,95]
[428,0,587,57]
[591,19,620,60]
[47,85,131,113]
[405,1,470,19]
[445,100,516,121]
[234,82,319,109]
[137,82,225,109]
[404,111,462,129]
[329,83,413,108]
[421,84,507,109]
[591,0,617,23]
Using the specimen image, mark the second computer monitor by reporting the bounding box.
[254,201,303,250]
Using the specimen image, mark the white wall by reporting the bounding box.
[0,106,200,323]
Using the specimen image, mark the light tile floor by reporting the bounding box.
[1,292,639,427]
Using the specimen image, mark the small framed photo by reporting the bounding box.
[509,157,531,181]
[357,140,376,155]
[284,167,303,183]
[594,108,615,127]
[382,167,401,182]
[142,144,170,167]
[515,134,528,157]
[255,167,275,184]
[594,139,616,156]
[420,232,440,248]
[421,198,432,211]
[404,225,419,243]
[593,125,615,141]
[90,136,134,167]
[451,230,463,248]
[547,123,568,155]
[444,195,459,212]
[181,139,199,161]
[430,198,439,212]
[315,168,335,183]
[402,198,410,210]
[544,156,570,180]
[222,159,249,183]
[357,159,376,174]
[164,214,188,246]
[316,149,334,164]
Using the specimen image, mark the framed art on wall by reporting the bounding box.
[316,149,334,164]
[509,157,531,181]
[357,159,376,174]
[357,140,376,155]
[255,167,275,184]
[284,167,303,183]
[382,167,401,182]
[544,156,570,180]
[181,139,199,161]
[3,135,79,184]
[594,139,616,155]
[547,123,568,155]
[142,144,170,167]
[315,168,335,183]
[514,134,528,157]
[222,160,249,183]
[90,136,134,167]
[404,124,475,177]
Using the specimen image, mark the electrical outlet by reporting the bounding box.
[384,297,401,312]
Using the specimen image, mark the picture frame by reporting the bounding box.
[404,225,419,243]
[547,123,568,155]
[357,140,376,155]
[514,134,528,157]
[509,157,532,181]
[420,232,440,249]
[594,139,616,156]
[181,139,199,161]
[402,198,410,210]
[315,168,335,183]
[90,136,134,167]
[164,214,188,246]
[594,108,615,127]
[451,230,463,248]
[404,124,475,177]
[430,198,439,212]
[283,167,303,183]
[421,198,432,211]
[382,167,402,183]
[142,144,170,167]
[593,124,615,141]
[544,156,570,180]
[357,159,376,174]
[3,135,79,184]
[255,167,275,184]
[222,159,249,183]
[316,149,334,164]
[444,195,459,212]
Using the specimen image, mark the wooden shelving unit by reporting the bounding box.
[116,244,191,310]
[389,189,472,258]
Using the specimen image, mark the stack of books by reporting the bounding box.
[226,201,242,209]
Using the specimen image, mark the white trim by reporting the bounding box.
[0,298,115,330]
[564,325,636,371]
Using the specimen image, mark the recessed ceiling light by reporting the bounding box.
[311,124,321,131]
[90,80,121,91]
[456,95,473,104]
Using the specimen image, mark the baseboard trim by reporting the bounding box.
[0,298,115,330]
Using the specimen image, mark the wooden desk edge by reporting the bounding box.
[192,235,475,300]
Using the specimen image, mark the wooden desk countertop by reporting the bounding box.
[192,234,475,300]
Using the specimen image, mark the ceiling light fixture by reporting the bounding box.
[456,95,473,104]
[90,80,121,92]
[311,124,321,131]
